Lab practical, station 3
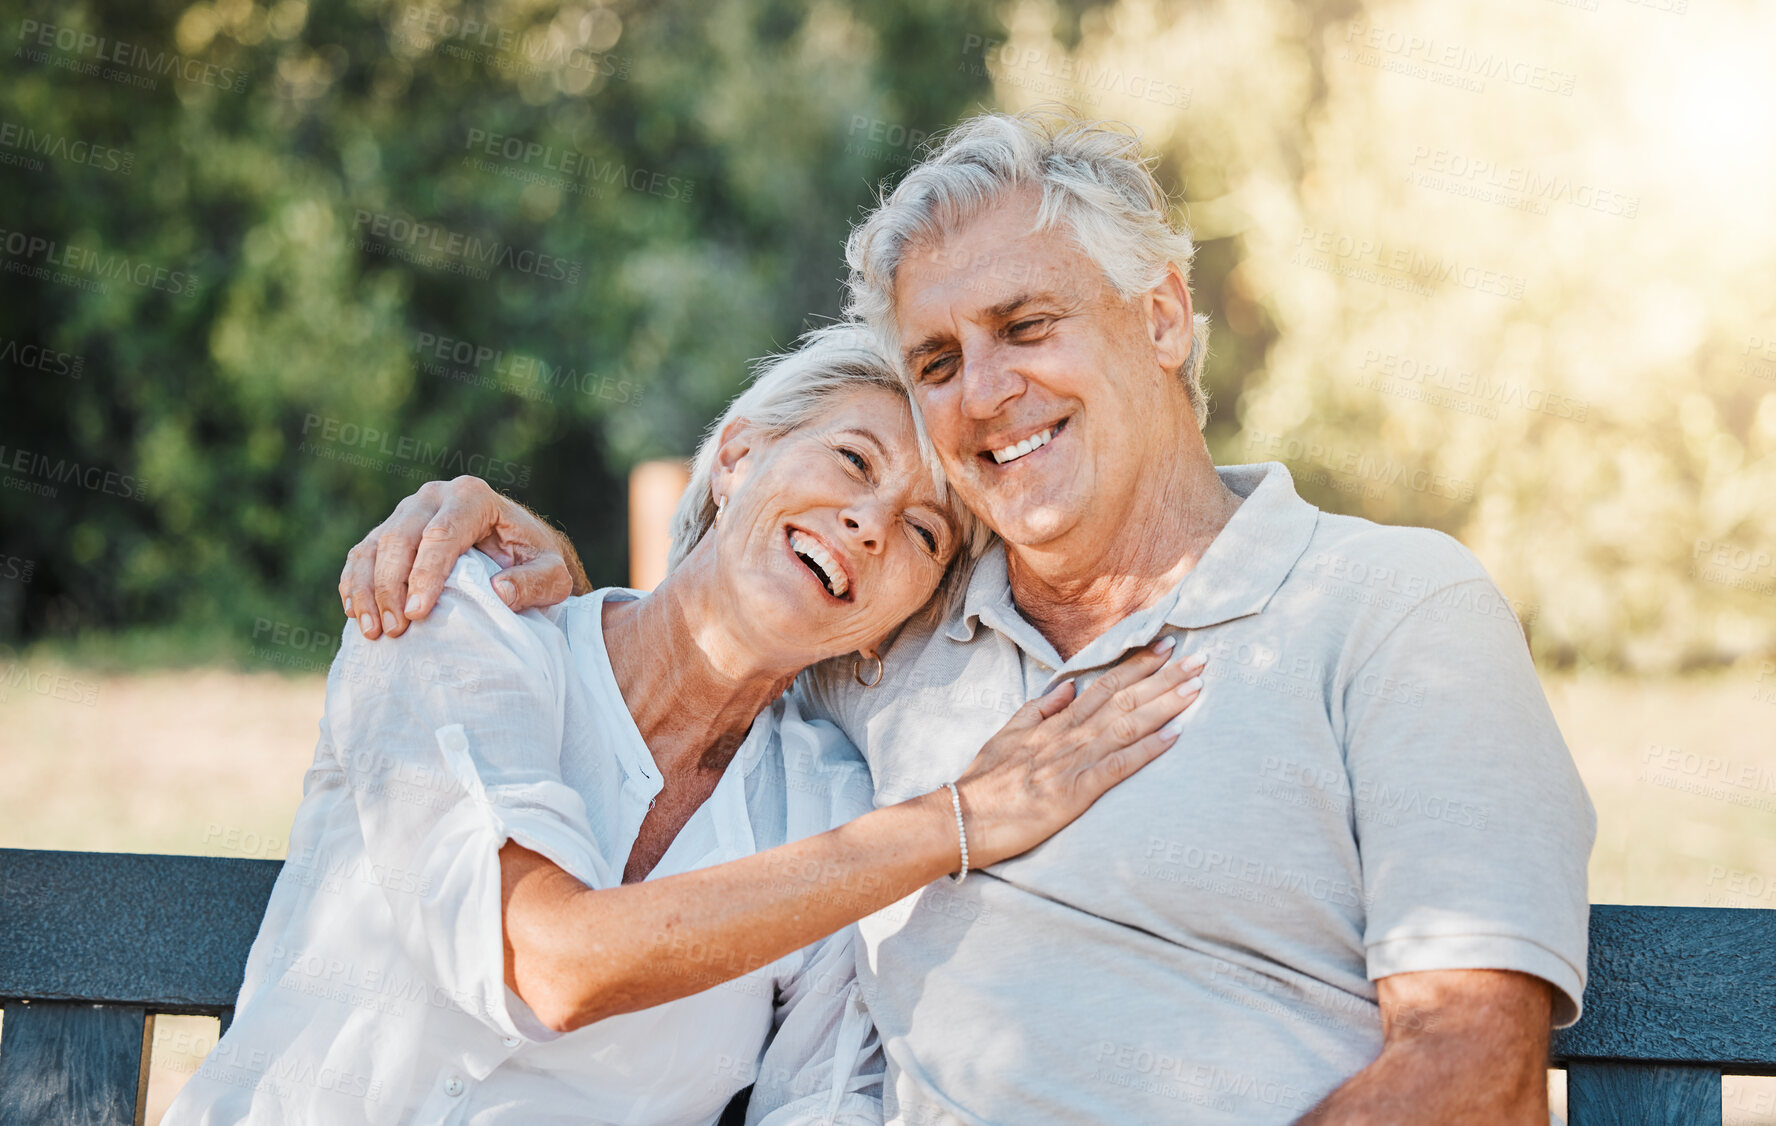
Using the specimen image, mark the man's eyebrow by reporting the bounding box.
[902,291,1069,365]
[903,333,952,366]
[984,292,1038,321]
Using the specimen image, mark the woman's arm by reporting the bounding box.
[501,640,1204,1032]
[500,797,948,1032]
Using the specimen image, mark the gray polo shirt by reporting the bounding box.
[801,461,1594,1126]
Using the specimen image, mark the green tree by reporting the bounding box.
[0,0,1011,661]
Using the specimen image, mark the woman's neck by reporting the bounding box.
[600,556,797,784]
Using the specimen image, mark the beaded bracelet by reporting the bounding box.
[943,781,969,884]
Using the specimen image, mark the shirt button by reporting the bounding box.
[502,1035,520,1049]
[444,1077,465,1097]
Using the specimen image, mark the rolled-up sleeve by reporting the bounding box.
[1341,576,1596,1027]
[319,550,607,1042]
[746,924,884,1126]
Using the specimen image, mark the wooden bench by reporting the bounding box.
[2,848,1773,1125]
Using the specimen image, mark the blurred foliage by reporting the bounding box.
[0,0,1011,658]
[4,0,1775,675]
[990,0,1776,672]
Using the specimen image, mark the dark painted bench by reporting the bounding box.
[0,849,753,1126]
[2,848,1772,1125]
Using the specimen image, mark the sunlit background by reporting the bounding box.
[3,0,1775,1120]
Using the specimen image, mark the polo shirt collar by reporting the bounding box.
[942,462,1320,663]
[946,538,1011,643]
[1160,460,1319,631]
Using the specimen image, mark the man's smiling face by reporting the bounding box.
[893,188,1196,553]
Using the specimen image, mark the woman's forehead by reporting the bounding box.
[812,386,918,458]
[819,382,913,425]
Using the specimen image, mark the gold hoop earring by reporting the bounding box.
[715,496,727,523]
[853,653,884,688]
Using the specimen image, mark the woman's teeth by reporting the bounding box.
[789,530,848,597]
[990,426,1055,465]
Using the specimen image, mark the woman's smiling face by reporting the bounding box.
[710,384,962,666]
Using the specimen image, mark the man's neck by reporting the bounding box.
[1006,454,1242,661]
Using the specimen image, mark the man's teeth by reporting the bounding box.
[990,426,1055,465]
[789,531,849,597]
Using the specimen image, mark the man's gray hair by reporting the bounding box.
[667,322,991,596]
[844,107,1212,428]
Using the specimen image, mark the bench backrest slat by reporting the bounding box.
[1566,1062,1722,1126]
[0,850,280,1011]
[1552,904,1776,1072]
[0,1001,150,1126]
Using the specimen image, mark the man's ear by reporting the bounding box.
[1143,262,1194,375]
[711,417,759,501]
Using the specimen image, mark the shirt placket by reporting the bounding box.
[980,591,1177,697]
[974,594,1068,699]
[409,1067,473,1125]
[622,765,663,841]
[407,1018,533,1122]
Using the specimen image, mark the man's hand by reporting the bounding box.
[1295,969,1552,1125]
[338,475,587,639]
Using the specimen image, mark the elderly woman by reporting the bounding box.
[164,324,1206,1126]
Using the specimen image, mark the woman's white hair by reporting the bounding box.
[666,322,992,619]
[844,106,1212,427]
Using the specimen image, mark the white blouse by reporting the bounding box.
[163,551,885,1126]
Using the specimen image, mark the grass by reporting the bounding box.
[3,659,1773,1122]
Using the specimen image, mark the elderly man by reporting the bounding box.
[341,110,1592,1124]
